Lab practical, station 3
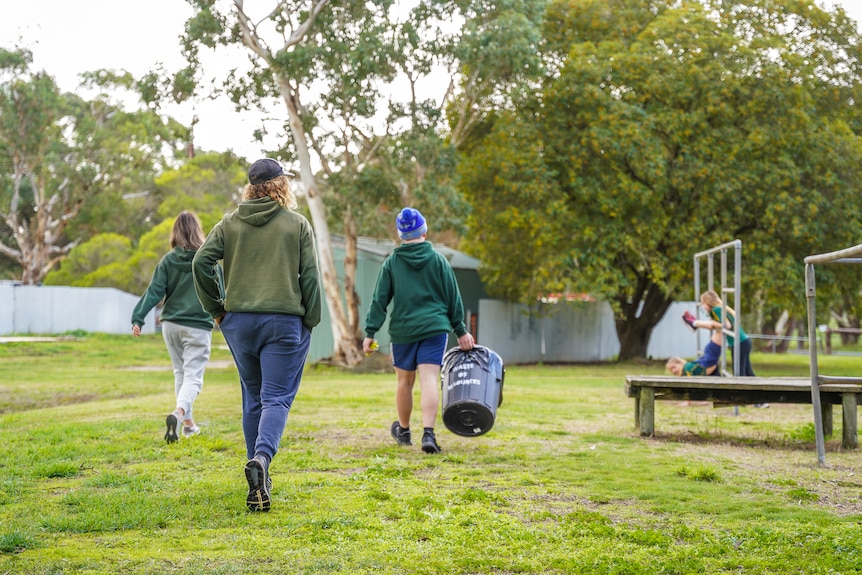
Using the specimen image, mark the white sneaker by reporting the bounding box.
[182,424,201,438]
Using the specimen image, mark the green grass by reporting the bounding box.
[1,333,860,574]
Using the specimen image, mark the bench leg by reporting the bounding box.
[822,404,833,437]
[634,394,640,430]
[842,393,857,450]
[638,388,655,437]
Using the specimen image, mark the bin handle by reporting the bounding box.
[498,368,504,407]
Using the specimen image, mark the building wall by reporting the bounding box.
[0,284,13,333]
[477,299,698,364]
[307,242,392,362]
[0,285,698,364]
[477,299,619,363]
[646,301,700,360]
[308,239,489,362]
[0,284,155,335]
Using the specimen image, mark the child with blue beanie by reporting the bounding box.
[363,207,475,453]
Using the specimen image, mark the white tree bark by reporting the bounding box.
[234,0,364,366]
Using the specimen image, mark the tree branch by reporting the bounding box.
[286,1,328,47]
[0,242,22,260]
[234,1,274,61]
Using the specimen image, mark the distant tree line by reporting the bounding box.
[2,0,862,361]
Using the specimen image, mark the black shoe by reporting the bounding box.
[391,421,412,446]
[244,456,271,512]
[421,431,441,454]
[164,413,179,444]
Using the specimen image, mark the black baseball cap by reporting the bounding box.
[248,159,285,185]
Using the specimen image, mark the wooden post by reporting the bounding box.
[821,403,833,437]
[638,387,655,437]
[633,392,641,430]
[842,393,858,450]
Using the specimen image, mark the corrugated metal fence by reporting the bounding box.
[1,283,699,362]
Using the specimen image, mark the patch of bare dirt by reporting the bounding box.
[119,360,235,371]
[649,435,862,517]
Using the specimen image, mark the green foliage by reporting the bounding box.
[136,220,174,255]
[460,0,862,358]
[785,488,819,503]
[82,261,138,290]
[169,1,551,364]
[36,462,81,479]
[43,233,133,287]
[458,113,566,300]
[174,1,547,245]
[789,423,819,442]
[451,0,546,103]
[0,531,39,554]
[45,153,244,293]
[63,87,189,242]
[152,152,244,227]
[43,221,167,293]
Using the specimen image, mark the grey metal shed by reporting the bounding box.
[308,235,488,362]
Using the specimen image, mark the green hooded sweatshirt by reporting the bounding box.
[192,197,322,331]
[132,246,215,331]
[364,240,468,344]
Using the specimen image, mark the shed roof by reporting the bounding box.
[332,235,481,271]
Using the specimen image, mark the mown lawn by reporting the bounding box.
[0,333,860,574]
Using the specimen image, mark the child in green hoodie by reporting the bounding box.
[363,207,475,454]
[132,211,218,443]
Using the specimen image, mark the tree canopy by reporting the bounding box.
[459,0,862,359]
[0,48,188,284]
[43,152,246,294]
[172,0,545,365]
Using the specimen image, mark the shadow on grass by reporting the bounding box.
[644,429,850,453]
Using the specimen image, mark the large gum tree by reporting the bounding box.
[0,48,187,285]
[174,0,544,365]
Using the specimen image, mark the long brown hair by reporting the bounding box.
[171,211,205,250]
[242,175,297,209]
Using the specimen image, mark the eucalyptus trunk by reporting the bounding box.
[277,77,364,366]
[613,279,673,362]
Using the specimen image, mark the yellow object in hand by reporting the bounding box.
[366,341,379,356]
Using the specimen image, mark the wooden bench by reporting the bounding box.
[624,375,862,449]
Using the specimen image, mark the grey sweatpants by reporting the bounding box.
[161,320,212,422]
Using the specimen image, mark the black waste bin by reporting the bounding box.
[440,345,504,437]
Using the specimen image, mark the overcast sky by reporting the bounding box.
[2,0,269,162]
[2,0,861,164]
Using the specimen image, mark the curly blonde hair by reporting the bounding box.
[242,175,297,209]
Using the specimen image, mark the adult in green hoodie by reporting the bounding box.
[132,211,218,444]
[193,158,321,513]
[363,207,475,455]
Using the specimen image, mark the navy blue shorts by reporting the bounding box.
[391,333,449,370]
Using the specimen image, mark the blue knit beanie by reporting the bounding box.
[396,207,427,240]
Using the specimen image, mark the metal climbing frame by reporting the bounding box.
[805,243,862,465]
[693,240,742,377]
